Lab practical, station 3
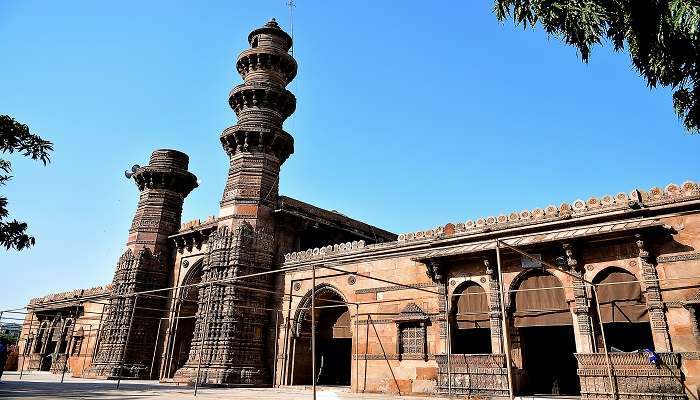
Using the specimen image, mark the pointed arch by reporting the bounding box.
[293,283,349,337]
[450,280,492,354]
[510,269,570,327]
[451,280,489,329]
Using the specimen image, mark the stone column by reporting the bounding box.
[636,234,672,352]
[484,258,504,354]
[563,243,595,354]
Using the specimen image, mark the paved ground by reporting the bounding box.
[0,371,448,399]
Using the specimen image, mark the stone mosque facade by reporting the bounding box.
[17,19,700,399]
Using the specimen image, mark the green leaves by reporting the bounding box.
[0,115,53,251]
[0,115,53,165]
[494,0,700,133]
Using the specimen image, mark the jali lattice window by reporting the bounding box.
[394,303,429,361]
[399,323,423,355]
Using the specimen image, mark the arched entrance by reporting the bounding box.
[165,259,203,378]
[40,317,63,371]
[593,267,653,352]
[292,285,352,386]
[451,281,491,354]
[511,270,579,396]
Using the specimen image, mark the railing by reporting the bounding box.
[435,353,509,397]
[50,354,68,374]
[575,352,687,400]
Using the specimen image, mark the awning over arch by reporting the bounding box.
[513,272,571,327]
[454,284,489,329]
[596,270,648,323]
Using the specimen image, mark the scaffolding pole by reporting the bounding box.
[355,303,359,393]
[311,264,317,400]
[498,240,618,400]
[496,242,515,400]
[18,310,34,380]
[445,279,452,396]
[150,318,163,380]
[116,295,138,390]
[60,303,80,383]
[272,309,280,388]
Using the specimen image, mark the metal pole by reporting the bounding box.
[272,309,280,388]
[496,242,515,400]
[194,282,213,396]
[591,284,617,400]
[498,240,617,399]
[117,295,138,390]
[290,336,296,385]
[91,305,105,362]
[355,303,359,393]
[80,327,91,377]
[150,318,163,380]
[445,280,452,396]
[363,312,369,393]
[311,264,317,400]
[166,294,183,379]
[61,304,80,383]
[19,310,34,380]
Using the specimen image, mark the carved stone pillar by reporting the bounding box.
[484,258,504,353]
[636,234,672,352]
[563,243,595,354]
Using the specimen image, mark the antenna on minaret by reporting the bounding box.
[287,0,295,55]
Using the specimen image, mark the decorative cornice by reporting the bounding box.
[284,240,366,262]
[398,181,699,243]
[29,285,112,306]
[657,251,700,263]
[282,181,699,267]
[353,353,435,360]
[355,282,438,294]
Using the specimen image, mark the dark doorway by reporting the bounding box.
[519,326,580,396]
[317,337,352,385]
[604,322,654,352]
[593,268,654,353]
[511,270,580,396]
[451,282,491,354]
[292,287,351,386]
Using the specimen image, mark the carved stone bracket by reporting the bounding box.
[425,259,445,284]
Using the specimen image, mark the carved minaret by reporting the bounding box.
[91,150,197,378]
[219,17,295,221]
[174,19,296,385]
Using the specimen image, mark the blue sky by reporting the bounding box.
[1,0,698,311]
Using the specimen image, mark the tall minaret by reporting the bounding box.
[91,150,197,378]
[174,19,296,386]
[219,17,296,223]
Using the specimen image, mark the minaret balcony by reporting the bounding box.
[220,124,294,162]
[236,48,297,85]
[228,84,296,120]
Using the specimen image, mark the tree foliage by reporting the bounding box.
[0,115,53,250]
[494,0,700,133]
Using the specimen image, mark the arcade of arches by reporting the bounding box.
[446,266,658,397]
